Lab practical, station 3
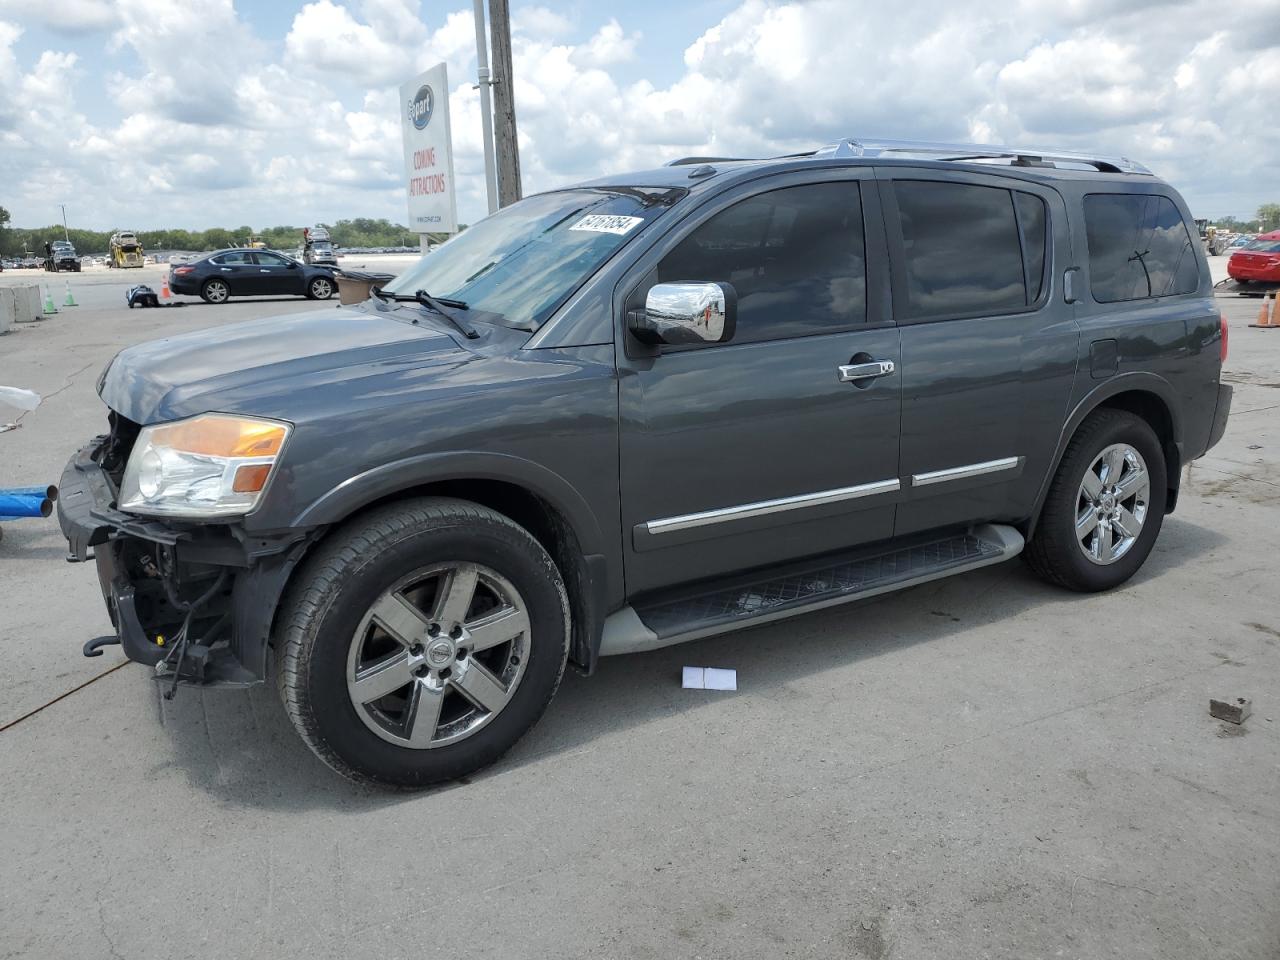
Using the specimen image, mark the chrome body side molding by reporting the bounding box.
[911,456,1021,488]
[644,478,901,536]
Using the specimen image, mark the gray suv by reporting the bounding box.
[58,138,1232,786]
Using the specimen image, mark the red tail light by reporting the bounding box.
[173,266,194,276]
[1220,313,1229,362]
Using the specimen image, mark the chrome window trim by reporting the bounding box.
[644,478,900,535]
[911,456,1021,487]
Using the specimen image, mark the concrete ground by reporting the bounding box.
[1,261,1277,960]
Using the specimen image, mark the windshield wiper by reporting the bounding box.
[415,289,479,339]
[379,288,479,339]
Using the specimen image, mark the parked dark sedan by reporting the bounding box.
[170,248,336,304]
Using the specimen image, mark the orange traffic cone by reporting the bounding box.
[160,277,171,301]
[1250,292,1275,328]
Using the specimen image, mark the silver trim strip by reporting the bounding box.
[644,478,900,535]
[911,456,1020,487]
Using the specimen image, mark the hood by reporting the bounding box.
[100,304,469,424]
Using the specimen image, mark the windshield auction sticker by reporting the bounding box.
[568,215,645,236]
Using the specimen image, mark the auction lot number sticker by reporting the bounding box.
[569,215,645,236]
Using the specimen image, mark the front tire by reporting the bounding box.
[1025,409,1167,592]
[274,498,570,787]
[201,278,230,304]
[307,276,333,300]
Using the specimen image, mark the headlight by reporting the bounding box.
[118,413,291,518]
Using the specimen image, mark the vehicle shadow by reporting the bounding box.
[155,515,1226,809]
[178,297,337,306]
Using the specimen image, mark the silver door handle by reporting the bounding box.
[260,269,271,273]
[838,360,895,382]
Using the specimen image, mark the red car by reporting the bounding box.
[1227,230,1280,282]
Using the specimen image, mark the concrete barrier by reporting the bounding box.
[0,288,14,334]
[14,285,41,324]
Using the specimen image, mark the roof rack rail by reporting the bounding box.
[812,138,1151,175]
[664,156,749,166]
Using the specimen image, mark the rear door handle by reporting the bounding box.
[837,360,895,382]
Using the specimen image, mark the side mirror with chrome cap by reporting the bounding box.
[629,282,737,346]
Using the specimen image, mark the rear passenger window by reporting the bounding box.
[1084,194,1199,302]
[656,181,866,344]
[893,181,1034,318]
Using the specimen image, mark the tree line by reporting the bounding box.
[1208,203,1280,233]
[0,209,458,257]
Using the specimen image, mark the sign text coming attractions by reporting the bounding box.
[400,63,458,236]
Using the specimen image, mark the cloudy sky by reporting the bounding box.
[0,0,1277,230]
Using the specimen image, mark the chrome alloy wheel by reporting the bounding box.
[1076,442,1150,565]
[204,279,229,303]
[346,562,530,749]
[310,277,332,299]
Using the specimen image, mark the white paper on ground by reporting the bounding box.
[682,666,737,691]
[704,667,737,691]
[0,387,40,412]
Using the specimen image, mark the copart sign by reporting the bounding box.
[400,63,458,235]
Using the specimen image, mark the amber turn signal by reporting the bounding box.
[148,414,288,458]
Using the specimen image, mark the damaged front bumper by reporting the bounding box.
[58,441,312,688]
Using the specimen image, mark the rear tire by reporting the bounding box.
[274,498,570,787]
[1024,409,1166,592]
[201,278,230,304]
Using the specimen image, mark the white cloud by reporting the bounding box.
[284,0,421,86]
[107,0,263,125]
[1,0,1278,230]
[0,0,119,33]
[571,19,639,68]
[512,5,574,40]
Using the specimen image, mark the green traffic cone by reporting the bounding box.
[42,286,58,315]
[63,281,78,307]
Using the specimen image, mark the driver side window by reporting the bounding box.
[655,181,867,345]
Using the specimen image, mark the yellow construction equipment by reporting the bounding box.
[109,231,145,268]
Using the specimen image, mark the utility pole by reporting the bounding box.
[59,204,69,241]
[488,0,521,207]
[471,0,498,216]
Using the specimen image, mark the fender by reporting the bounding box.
[290,449,609,560]
[1027,372,1183,536]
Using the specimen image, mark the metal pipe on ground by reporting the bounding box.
[8,485,57,501]
[0,494,53,519]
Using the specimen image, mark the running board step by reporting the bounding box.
[601,524,1024,656]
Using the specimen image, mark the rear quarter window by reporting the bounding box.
[1084,194,1199,302]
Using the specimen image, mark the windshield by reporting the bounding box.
[312,242,333,253]
[1243,238,1280,253]
[383,188,676,330]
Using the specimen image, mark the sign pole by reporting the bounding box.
[472,0,498,216]
[489,0,522,207]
